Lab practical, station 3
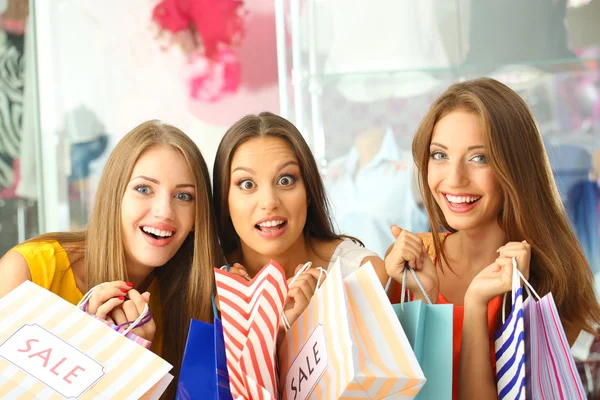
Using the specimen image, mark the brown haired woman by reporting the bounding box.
[212,111,388,328]
[0,120,224,397]
[385,78,600,399]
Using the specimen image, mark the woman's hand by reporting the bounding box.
[86,281,132,320]
[385,225,439,302]
[281,264,327,330]
[108,289,156,342]
[465,240,531,308]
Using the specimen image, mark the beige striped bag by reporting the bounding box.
[278,259,425,399]
[0,281,173,399]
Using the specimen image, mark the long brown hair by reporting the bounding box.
[30,120,224,390]
[413,78,600,335]
[213,111,348,256]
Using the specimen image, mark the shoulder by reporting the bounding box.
[0,249,32,298]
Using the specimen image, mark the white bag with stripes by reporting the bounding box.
[494,257,526,400]
[0,281,173,399]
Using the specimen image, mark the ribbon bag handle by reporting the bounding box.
[77,282,152,336]
[280,261,328,332]
[501,257,541,323]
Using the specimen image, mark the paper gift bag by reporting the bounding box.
[215,261,288,400]
[392,267,453,400]
[494,257,526,400]
[279,259,425,399]
[523,283,586,398]
[0,281,173,399]
[177,318,233,400]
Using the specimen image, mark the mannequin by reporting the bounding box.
[324,126,428,257]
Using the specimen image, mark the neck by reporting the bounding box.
[236,236,314,279]
[448,221,507,273]
[125,260,155,292]
[354,128,386,170]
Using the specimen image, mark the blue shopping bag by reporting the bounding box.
[177,299,233,400]
[391,267,453,400]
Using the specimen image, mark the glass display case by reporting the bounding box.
[275,0,600,269]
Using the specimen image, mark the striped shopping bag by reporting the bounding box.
[523,284,586,398]
[494,257,526,399]
[278,258,425,399]
[214,261,288,400]
[0,281,173,399]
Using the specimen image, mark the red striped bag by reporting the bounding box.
[214,261,288,400]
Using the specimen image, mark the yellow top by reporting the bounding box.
[13,240,163,355]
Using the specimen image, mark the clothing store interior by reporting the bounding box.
[0,0,599,398]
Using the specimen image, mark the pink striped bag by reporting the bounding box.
[214,261,288,400]
[522,278,586,398]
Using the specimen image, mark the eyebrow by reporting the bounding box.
[430,142,484,151]
[231,160,300,174]
[130,175,195,189]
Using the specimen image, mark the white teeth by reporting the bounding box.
[142,227,173,237]
[445,194,481,204]
[258,220,284,228]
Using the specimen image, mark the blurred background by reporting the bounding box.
[0,2,599,387]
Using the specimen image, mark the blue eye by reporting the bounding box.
[471,154,487,164]
[175,192,194,201]
[429,152,447,161]
[238,179,256,191]
[277,175,296,186]
[134,185,153,195]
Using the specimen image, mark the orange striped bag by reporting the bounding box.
[214,261,288,400]
[278,259,425,399]
[0,281,173,399]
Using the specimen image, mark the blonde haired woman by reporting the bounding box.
[0,120,224,397]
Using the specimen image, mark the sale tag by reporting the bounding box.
[285,324,328,400]
[0,324,105,398]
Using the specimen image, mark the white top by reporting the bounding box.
[327,239,379,279]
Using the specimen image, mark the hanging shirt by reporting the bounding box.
[324,129,429,258]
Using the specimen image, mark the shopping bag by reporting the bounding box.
[494,257,526,399]
[0,280,173,399]
[522,277,586,398]
[214,261,288,400]
[392,267,453,399]
[177,318,233,400]
[278,258,425,399]
[77,283,153,349]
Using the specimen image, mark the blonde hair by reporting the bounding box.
[31,120,224,389]
[413,78,600,335]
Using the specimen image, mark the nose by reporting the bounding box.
[259,186,280,211]
[446,160,469,188]
[151,194,176,220]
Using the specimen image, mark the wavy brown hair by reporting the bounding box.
[413,78,600,336]
[30,120,224,395]
[213,111,353,256]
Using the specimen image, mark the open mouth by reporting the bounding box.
[255,220,287,232]
[140,226,175,240]
[444,194,482,206]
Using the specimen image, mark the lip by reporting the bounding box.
[254,216,287,225]
[442,192,482,197]
[441,192,482,214]
[140,223,177,232]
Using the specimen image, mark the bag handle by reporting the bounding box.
[501,257,541,323]
[78,282,152,336]
[280,261,328,332]
[400,264,432,311]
